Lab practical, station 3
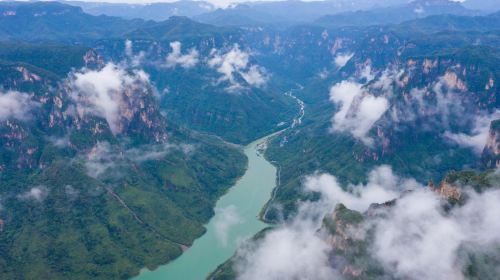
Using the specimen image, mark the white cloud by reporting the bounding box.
[329,81,389,145]
[334,52,354,68]
[18,186,49,202]
[234,166,416,280]
[69,63,150,135]
[360,65,375,82]
[305,165,418,212]
[214,205,243,247]
[84,141,193,178]
[373,189,465,279]
[84,141,118,178]
[48,134,70,148]
[373,188,500,280]
[0,91,37,121]
[235,219,340,280]
[124,40,145,67]
[124,142,194,162]
[165,41,199,69]
[125,39,133,57]
[234,165,500,280]
[444,111,500,154]
[240,65,267,88]
[208,44,267,90]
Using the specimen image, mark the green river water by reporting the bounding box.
[134,135,278,280]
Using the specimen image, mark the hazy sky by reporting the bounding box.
[5,0,495,11]
[59,0,495,10]
[64,0,285,8]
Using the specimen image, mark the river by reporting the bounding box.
[133,135,279,280]
[134,90,305,280]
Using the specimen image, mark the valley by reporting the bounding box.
[135,135,277,280]
[0,0,499,279]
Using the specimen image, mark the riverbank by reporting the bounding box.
[133,135,279,280]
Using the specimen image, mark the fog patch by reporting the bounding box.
[124,142,194,162]
[0,90,38,121]
[373,187,500,279]
[329,80,389,146]
[208,44,267,91]
[233,163,500,279]
[83,141,194,178]
[69,63,151,135]
[124,39,145,67]
[235,218,339,280]
[18,185,49,202]
[234,166,416,279]
[334,53,354,68]
[306,165,419,212]
[444,111,500,154]
[84,142,119,179]
[47,134,70,148]
[214,205,243,247]
[165,41,199,69]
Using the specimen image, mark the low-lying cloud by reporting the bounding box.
[124,142,194,162]
[208,44,267,91]
[214,205,243,247]
[83,141,194,179]
[374,187,500,279]
[329,80,389,145]
[124,39,145,67]
[69,63,150,135]
[233,165,500,280]
[306,165,420,212]
[234,166,416,279]
[334,53,354,68]
[0,90,38,121]
[444,111,500,154]
[17,185,49,202]
[165,41,199,69]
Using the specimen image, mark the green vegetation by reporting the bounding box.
[0,40,248,279]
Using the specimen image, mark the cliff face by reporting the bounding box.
[482,119,500,168]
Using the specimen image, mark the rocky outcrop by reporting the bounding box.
[431,179,462,202]
[482,119,500,168]
[323,204,364,252]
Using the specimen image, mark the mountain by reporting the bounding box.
[194,0,409,27]
[0,41,247,279]
[0,42,90,76]
[315,0,480,27]
[0,2,297,144]
[233,12,500,220]
[65,0,215,21]
[0,1,152,42]
[94,17,296,144]
[394,11,500,33]
[125,15,236,41]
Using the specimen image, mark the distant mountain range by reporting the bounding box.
[63,0,216,21]
[315,0,481,28]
